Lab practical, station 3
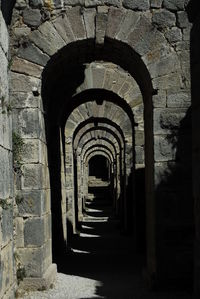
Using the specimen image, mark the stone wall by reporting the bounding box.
[0,9,15,299]
[8,0,193,293]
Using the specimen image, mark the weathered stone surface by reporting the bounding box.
[153,108,188,134]
[165,27,182,43]
[10,72,40,93]
[65,7,86,40]
[96,12,108,45]
[135,130,144,146]
[52,15,75,43]
[177,11,190,29]
[152,72,183,90]
[30,21,65,56]
[147,52,180,78]
[167,91,191,107]
[15,217,24,248]
[0,11,9,54]
[22,163,43,189]
[18,42,49,66]
[163,0,185,11]
[10,92,38,108]
[18,190,45,216]
[17,247,43,277]
[29,0,44,8]
[152,9,176,28]
[15,0,28,9]
[106,7,124,38]
[154,135,176,162]
[11,57,43,78]
[116,10,140,41]
[83,8,96,39]
[123,0,150,10]
[2,207,13,244]
[24,218,45,246]
[23,8,42,27]
[0,147,11,199]
[151,0,162,8]
[152,90,166,108]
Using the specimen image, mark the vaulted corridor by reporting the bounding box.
[23,183,192,299]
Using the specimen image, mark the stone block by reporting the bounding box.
[10,72,40,93]
[23,8,42,27]
[123,0,150,10]
[165,27,182,43]
[20,108,41,138]
[0,242,14,298]
[0,147,11,199]
[177,11,190,28]
[24,217,45,247]
[52,15,75,43]
[163,0,185,11]
[147,52,180,79]
[154,135,176,162]
[11,92,39,110]
[135,146,144,164]
[83,8,96,39]
[65,7,86,40]
[0,47,8,94]
[17,247,44,277]
[106,7,125,38]
[152,90,166,108]
[18,263,57,291]
[29,0,44,8]
[135,130,144,146]
[15,217,24,248]
[150,0,162,8]
[22,139,40,163]
[22,163,43,189]
[153,108,188,134]
[152,72,183,90]
[152,9,176,28]
[30,21,65,56]
[1,207,13,245]
[18,42,50,66]
[167,91,191,108]
[17,190,46,216]
[11,57,43,78]
[0,11,8,54]
[96,12,108,45]
[116,10,140,41]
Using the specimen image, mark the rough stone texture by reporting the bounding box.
[29,0,44,8]
[123,0,150,11]
[152,9,176,28]
[177,11,190,28]
[165,27,182,43]
[23,8,42,27]
[0,3,194,297]
[0,10,15,299]
[163,0,185,11]
[150,0,162,8]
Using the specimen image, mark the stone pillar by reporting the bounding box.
[0,10,15,299]
[10,65,56,290]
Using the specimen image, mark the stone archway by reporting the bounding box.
[10,4,191,290]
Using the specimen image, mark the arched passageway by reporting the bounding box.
[10,5,193,297]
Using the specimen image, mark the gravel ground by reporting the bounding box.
[22,197,193,299]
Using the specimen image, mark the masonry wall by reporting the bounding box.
[0,9,15,299]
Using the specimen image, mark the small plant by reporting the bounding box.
[0,199,12,210]
[1,96,12,115]
[12,132,24,172]
[15,195,24,205]
[16,266,26,284]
